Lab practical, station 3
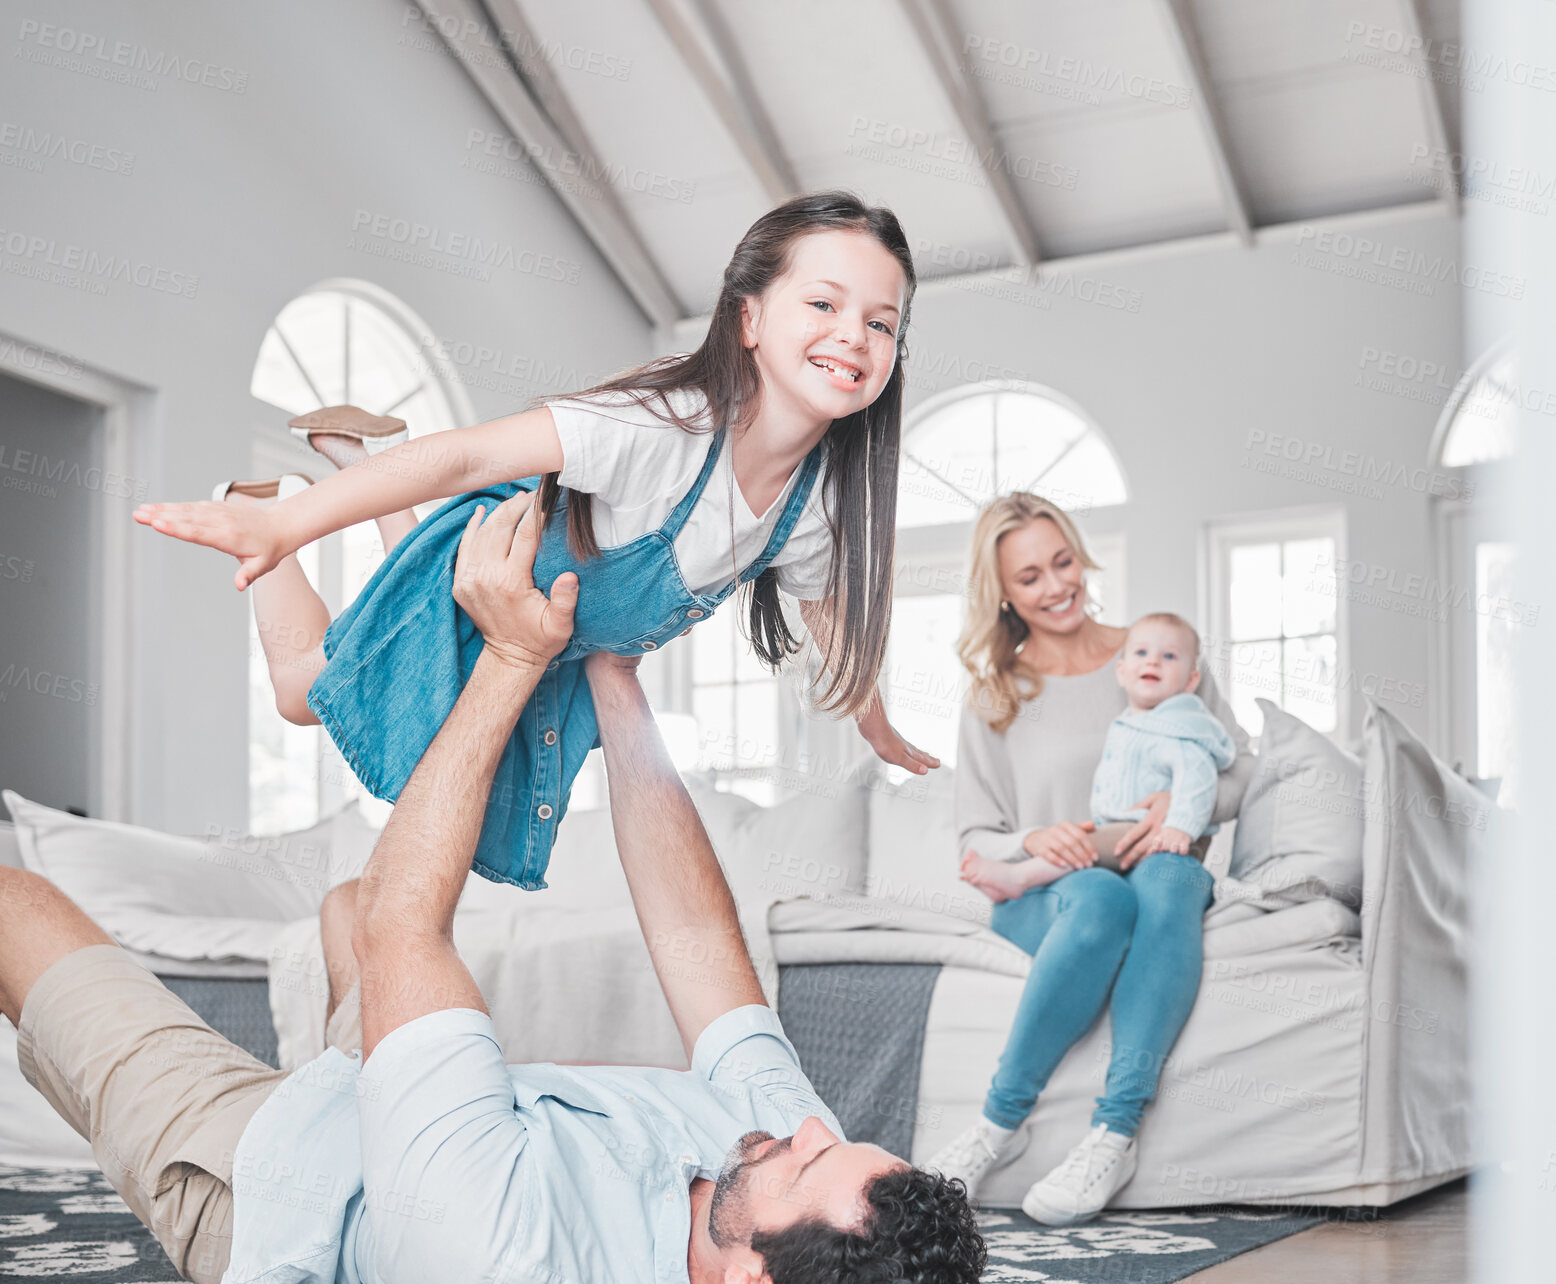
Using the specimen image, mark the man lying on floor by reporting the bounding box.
[0,491,983,1284]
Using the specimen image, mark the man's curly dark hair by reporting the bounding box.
[748,1166,985,1283]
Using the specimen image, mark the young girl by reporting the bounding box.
[134,191,938,889]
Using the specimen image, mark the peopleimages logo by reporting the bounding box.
[1291,225,1525,298]
[15,20,250,94]
[0,226,200,299]
[348,210,582,284]
[0,123,135,175]
[1311,550,1539,627]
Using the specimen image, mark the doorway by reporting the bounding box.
[0,372,105,815]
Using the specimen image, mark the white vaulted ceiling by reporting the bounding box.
[418,0,1461,324]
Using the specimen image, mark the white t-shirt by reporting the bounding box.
[546,386,835,599]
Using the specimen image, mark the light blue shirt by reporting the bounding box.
[222,1004,842,1284]
[1090,691,1238,838]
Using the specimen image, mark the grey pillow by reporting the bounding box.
[1230,699,1366,907]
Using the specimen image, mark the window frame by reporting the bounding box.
[1429,336,1518,786]
[896,379,1129,532]
[1200,504,1349,746]
[246,280,474,832]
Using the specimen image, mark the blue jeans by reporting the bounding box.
[982,852,1215,1137]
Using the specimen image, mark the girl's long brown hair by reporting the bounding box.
[532,190,917,716]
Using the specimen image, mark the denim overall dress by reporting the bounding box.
[306,427,824,888]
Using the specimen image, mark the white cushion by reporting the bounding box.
[1230,699,1366,907]
[0,820,20,870]
[1354,697,1490,1177]
[488,782,761,916]
[724,778,869,914]
[1,791,376,969]
[866,766,991,926]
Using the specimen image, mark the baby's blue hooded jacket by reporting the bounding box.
[1090,692,1238,838]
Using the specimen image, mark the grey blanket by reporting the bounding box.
[163,966,942,1158]
[776,962,941,1159]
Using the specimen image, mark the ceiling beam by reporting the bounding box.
[1398,0,1460,215]
[482,0,612,175]
[897,0,1043,268]
[1157,0,1255,245]
[414,0,683,327]
[644,0,799,203]
[666,194,1454,342]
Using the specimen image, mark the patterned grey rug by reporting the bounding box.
[974,1206,1323,1281]
[0,1165,181,1281]
[0,1164,1323,1282]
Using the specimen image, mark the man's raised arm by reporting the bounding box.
[585,655,767,1063]
[352,493,577,1062]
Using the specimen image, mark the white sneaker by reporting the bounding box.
[924,1117,1029,1203]
[1021,1125,1137,1226]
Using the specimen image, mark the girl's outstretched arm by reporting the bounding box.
[797,595,940,776]
[132,406,565,590]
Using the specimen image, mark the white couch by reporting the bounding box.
[3,697,1491,1208]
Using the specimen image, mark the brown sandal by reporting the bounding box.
[211,473,315,502]
[288,404,409,455]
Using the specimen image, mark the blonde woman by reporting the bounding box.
[925,493,1253,1225]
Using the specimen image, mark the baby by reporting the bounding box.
[961,612,1236,901]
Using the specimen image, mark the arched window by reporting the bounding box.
[247,281,472,832]
[886,382,1130,769]
[897,381,1128,529]
[1433,337,1518,810]
[1431,338,1517,468]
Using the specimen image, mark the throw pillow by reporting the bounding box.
[1229,699,1366,907]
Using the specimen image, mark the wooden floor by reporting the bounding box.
[1183,1180,1469,1283]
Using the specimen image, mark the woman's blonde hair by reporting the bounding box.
[957,492,1102,732]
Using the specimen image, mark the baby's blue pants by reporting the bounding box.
[982,852,1215,1137]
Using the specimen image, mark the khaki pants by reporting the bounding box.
[17,944,363,1284]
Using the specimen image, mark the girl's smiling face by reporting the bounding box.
[740,229,907,424]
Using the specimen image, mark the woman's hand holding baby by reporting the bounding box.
[1114,790,1195,871]
[1022,821,1098,870]
[133,499,296,591]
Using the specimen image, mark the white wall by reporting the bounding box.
[0,0,654,831]
[903,207,1463,751]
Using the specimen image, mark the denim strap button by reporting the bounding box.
[686,608,704,619]
[641,640,658,650]
[543,728,557,745]
[536,804,554,820]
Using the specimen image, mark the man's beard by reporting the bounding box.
[707,1130,790,1248]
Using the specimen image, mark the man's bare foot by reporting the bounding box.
[959,851,1031,903]
[302,432,370,471]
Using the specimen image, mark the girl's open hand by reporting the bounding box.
[855,694,940,775]
[133,499,292,591]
